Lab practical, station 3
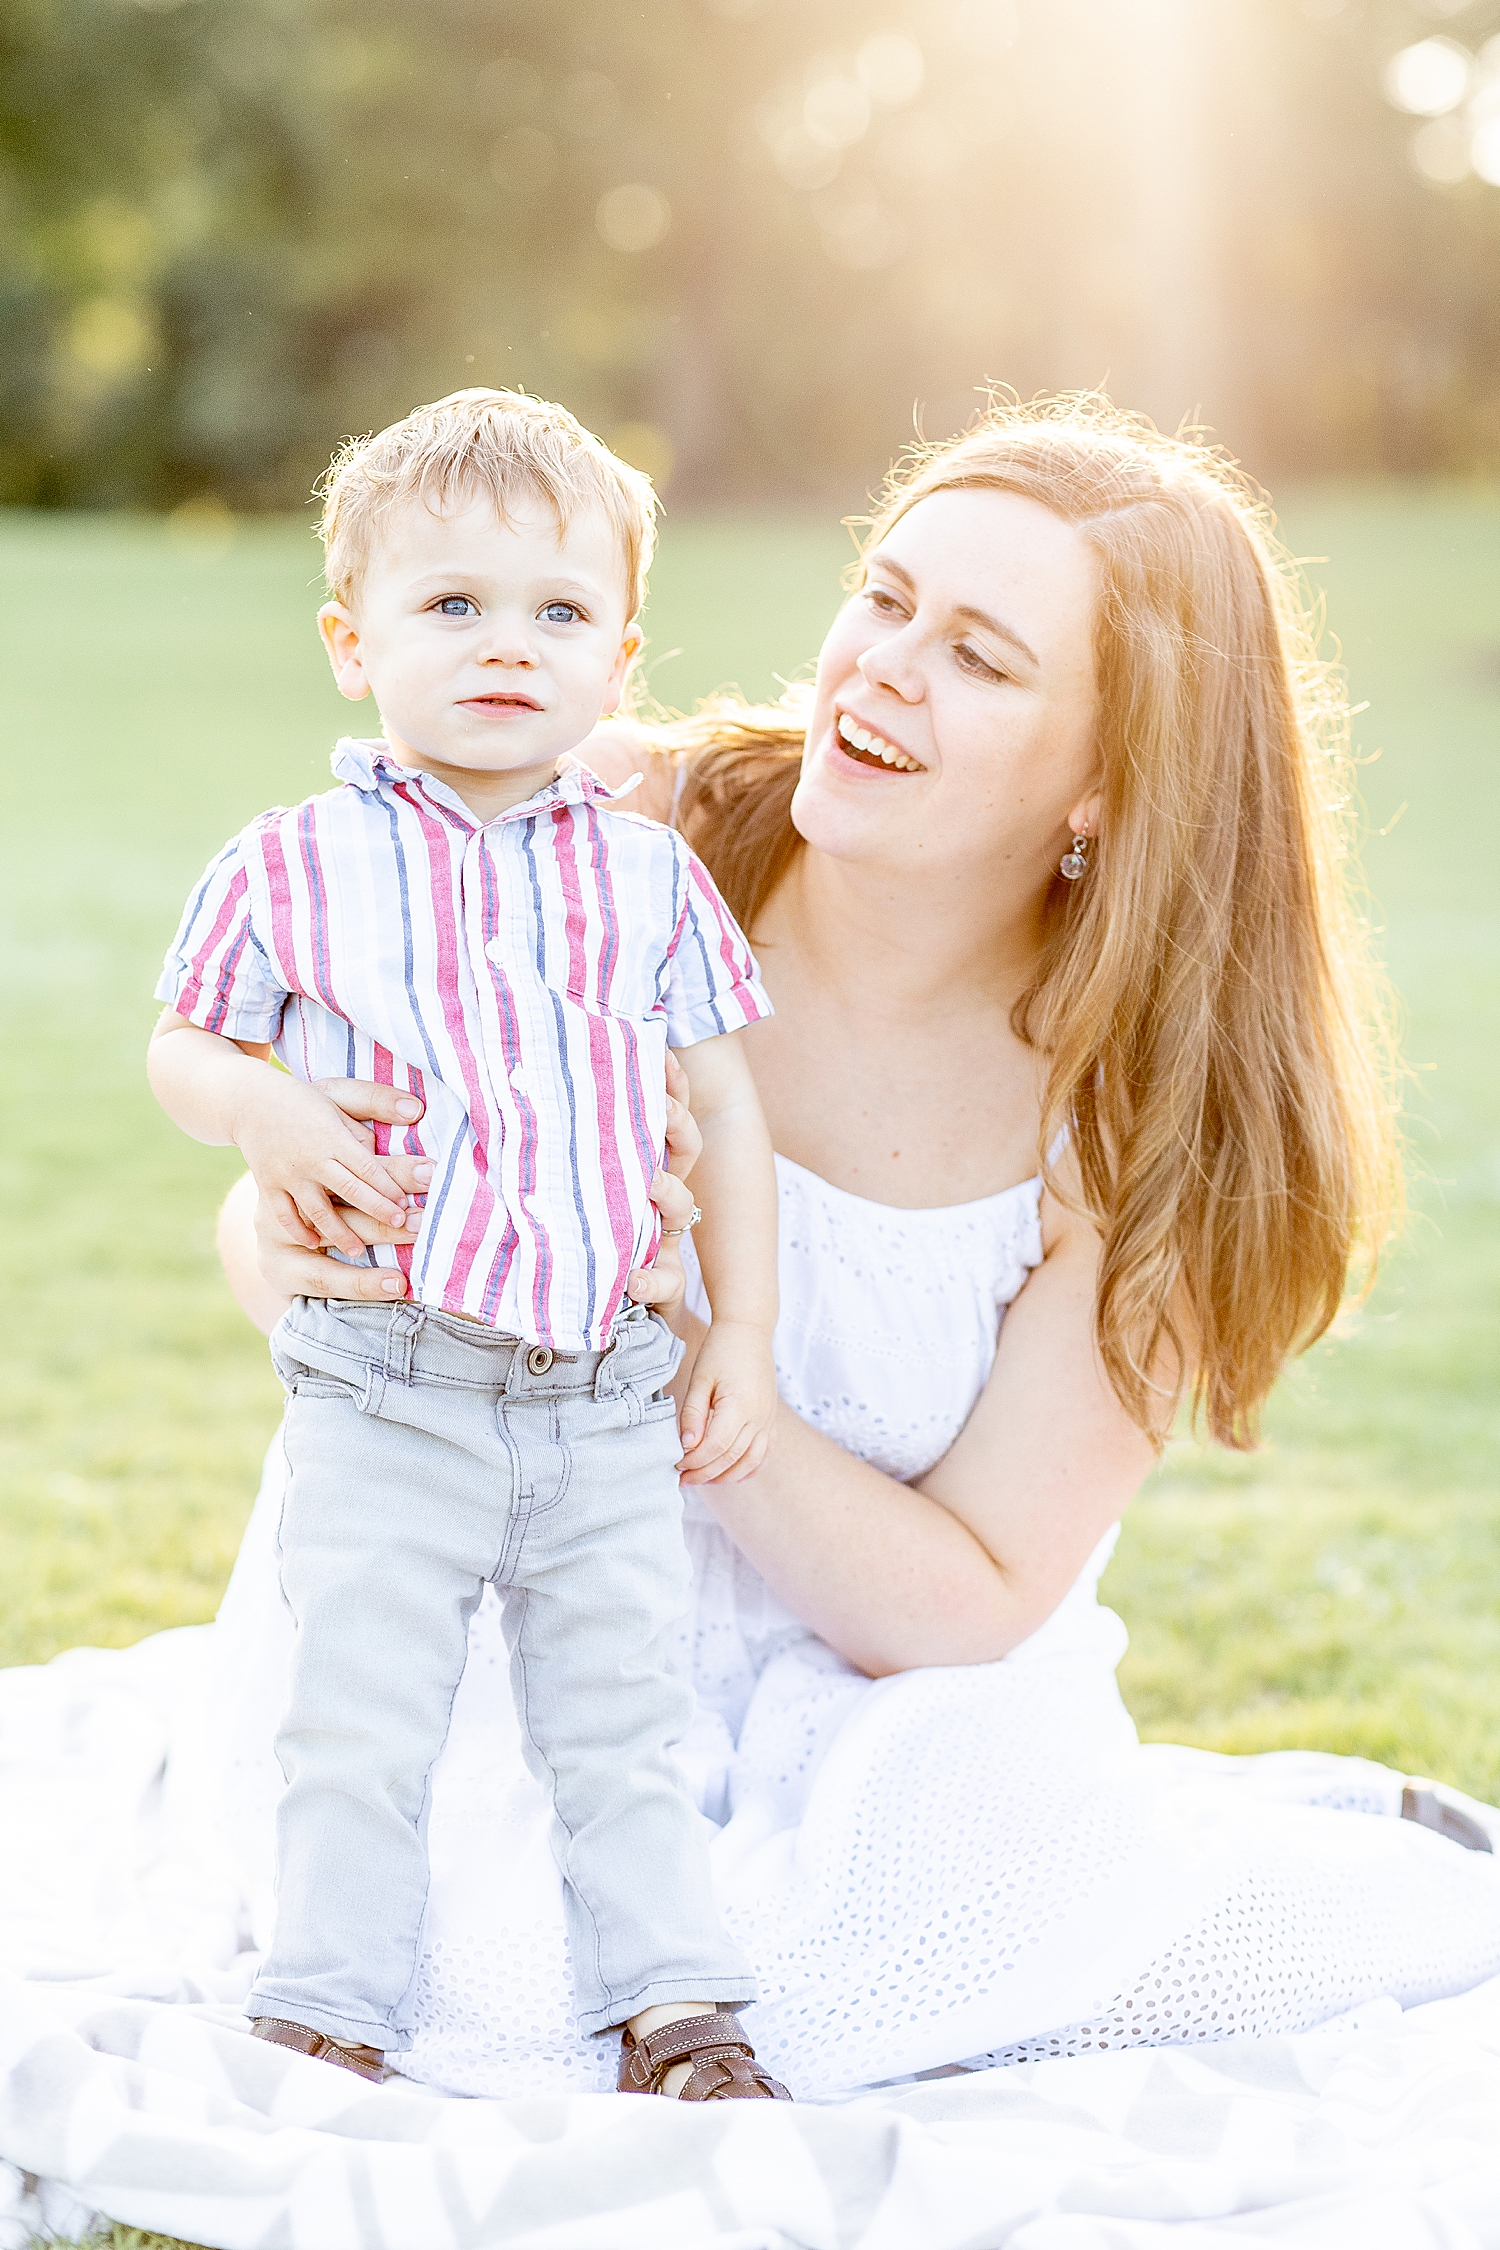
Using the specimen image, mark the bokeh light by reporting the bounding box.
[856,33,925,107]
[1411,116,1471,183]
[1383,38,1470,117]
[66,297,155,385]
[1473,116,1500,185]
[9,0,1500,511]
[802,72,872,151]
[595,184,671,254]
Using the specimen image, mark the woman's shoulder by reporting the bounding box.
[576,699,808,930]
[573,722,678,823]
[669,698,808,928]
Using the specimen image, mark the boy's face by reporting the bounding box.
[319,491,639,818]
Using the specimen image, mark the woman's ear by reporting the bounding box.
[1065,785,1102,839]
[318,603,372,702]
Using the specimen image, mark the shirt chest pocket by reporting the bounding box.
[486,925,664,1025]
[482,819,669,1023]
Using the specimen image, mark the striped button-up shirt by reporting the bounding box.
[158,739,771,1350]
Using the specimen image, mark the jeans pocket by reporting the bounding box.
[269,1312,370,1402]
[615,1307,684,1379]
[271,1354,363,1404]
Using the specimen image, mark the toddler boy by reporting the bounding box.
[149,389,788,2101]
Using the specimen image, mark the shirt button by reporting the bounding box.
[526,1346,554,1376]
[509,1066,528,1091]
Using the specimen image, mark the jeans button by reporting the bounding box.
[526,1346,554,1376]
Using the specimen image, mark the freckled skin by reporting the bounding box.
[752,487,1101,1208]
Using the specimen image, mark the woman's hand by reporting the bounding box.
[218,1081,430,1333]
[226,1059,707,1333]
[624,1052,703,1320]
[235,1069,430,1257]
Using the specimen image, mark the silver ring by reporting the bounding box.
[659,1203,702,1239]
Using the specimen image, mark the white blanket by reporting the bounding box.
[5,1971,1500,2247]
[8,1629,1500,2243]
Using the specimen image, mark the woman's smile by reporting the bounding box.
[834,709,926,772]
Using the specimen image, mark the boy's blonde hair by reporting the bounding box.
[316,387,658,617]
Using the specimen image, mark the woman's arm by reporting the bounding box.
[669,1032,779,1485]
[690,1194,1158,1677]
[150,1012,423,1254]
[218,1171,294,1336]
[221,1057,1145,1678]
[214,1074,433,1334]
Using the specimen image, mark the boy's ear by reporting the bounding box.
[597,622,643,719]
[318,603,372,702]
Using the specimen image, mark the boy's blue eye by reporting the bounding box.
[436,597,475,617]
[541,601,581,624]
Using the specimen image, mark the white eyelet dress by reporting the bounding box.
[213,1155,1500,2101]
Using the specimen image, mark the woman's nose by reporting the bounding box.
[857,629,923,702]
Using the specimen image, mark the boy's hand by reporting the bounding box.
[234,1069,431,1258]
[677,1320,777,1486]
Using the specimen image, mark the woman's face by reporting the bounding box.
[793,486,1101,896]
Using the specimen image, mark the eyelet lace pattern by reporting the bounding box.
[211,1154,1500,2102]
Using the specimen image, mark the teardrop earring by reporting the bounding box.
[1059,832,1090,881]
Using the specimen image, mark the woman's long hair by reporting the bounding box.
[661,394,1401,1450]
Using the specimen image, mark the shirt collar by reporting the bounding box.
[330,739,640,823]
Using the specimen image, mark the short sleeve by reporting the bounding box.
[662,847,773,1047]
[155,828,288,1042]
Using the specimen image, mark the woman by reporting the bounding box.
[210,394,1500,2100]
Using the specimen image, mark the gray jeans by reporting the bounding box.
[247,1296,755,2050]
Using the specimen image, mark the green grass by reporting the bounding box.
[28,2233,212,2250]
[1,489,1498,1805]
[1112,484,1500,1789]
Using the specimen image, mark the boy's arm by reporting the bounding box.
[148,1010,425,1256]
[668,1030,779,1484]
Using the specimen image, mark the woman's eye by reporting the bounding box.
[436,596,476,618]
[541,601,581,624]
[865,587,905,616]
[957,644,1006,683]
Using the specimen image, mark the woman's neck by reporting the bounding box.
[746,845,1051,1208]
[772,844,1045,1018]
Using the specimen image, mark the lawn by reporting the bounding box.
[1,487,1497,1794]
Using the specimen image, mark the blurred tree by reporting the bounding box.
[1,0,1498,511]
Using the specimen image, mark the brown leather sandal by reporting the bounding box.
[251,2015,384,2082]
[617,2010,791,2100]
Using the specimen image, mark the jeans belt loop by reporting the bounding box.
[594,1326,626,1403]
[384,1302,422,1386]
